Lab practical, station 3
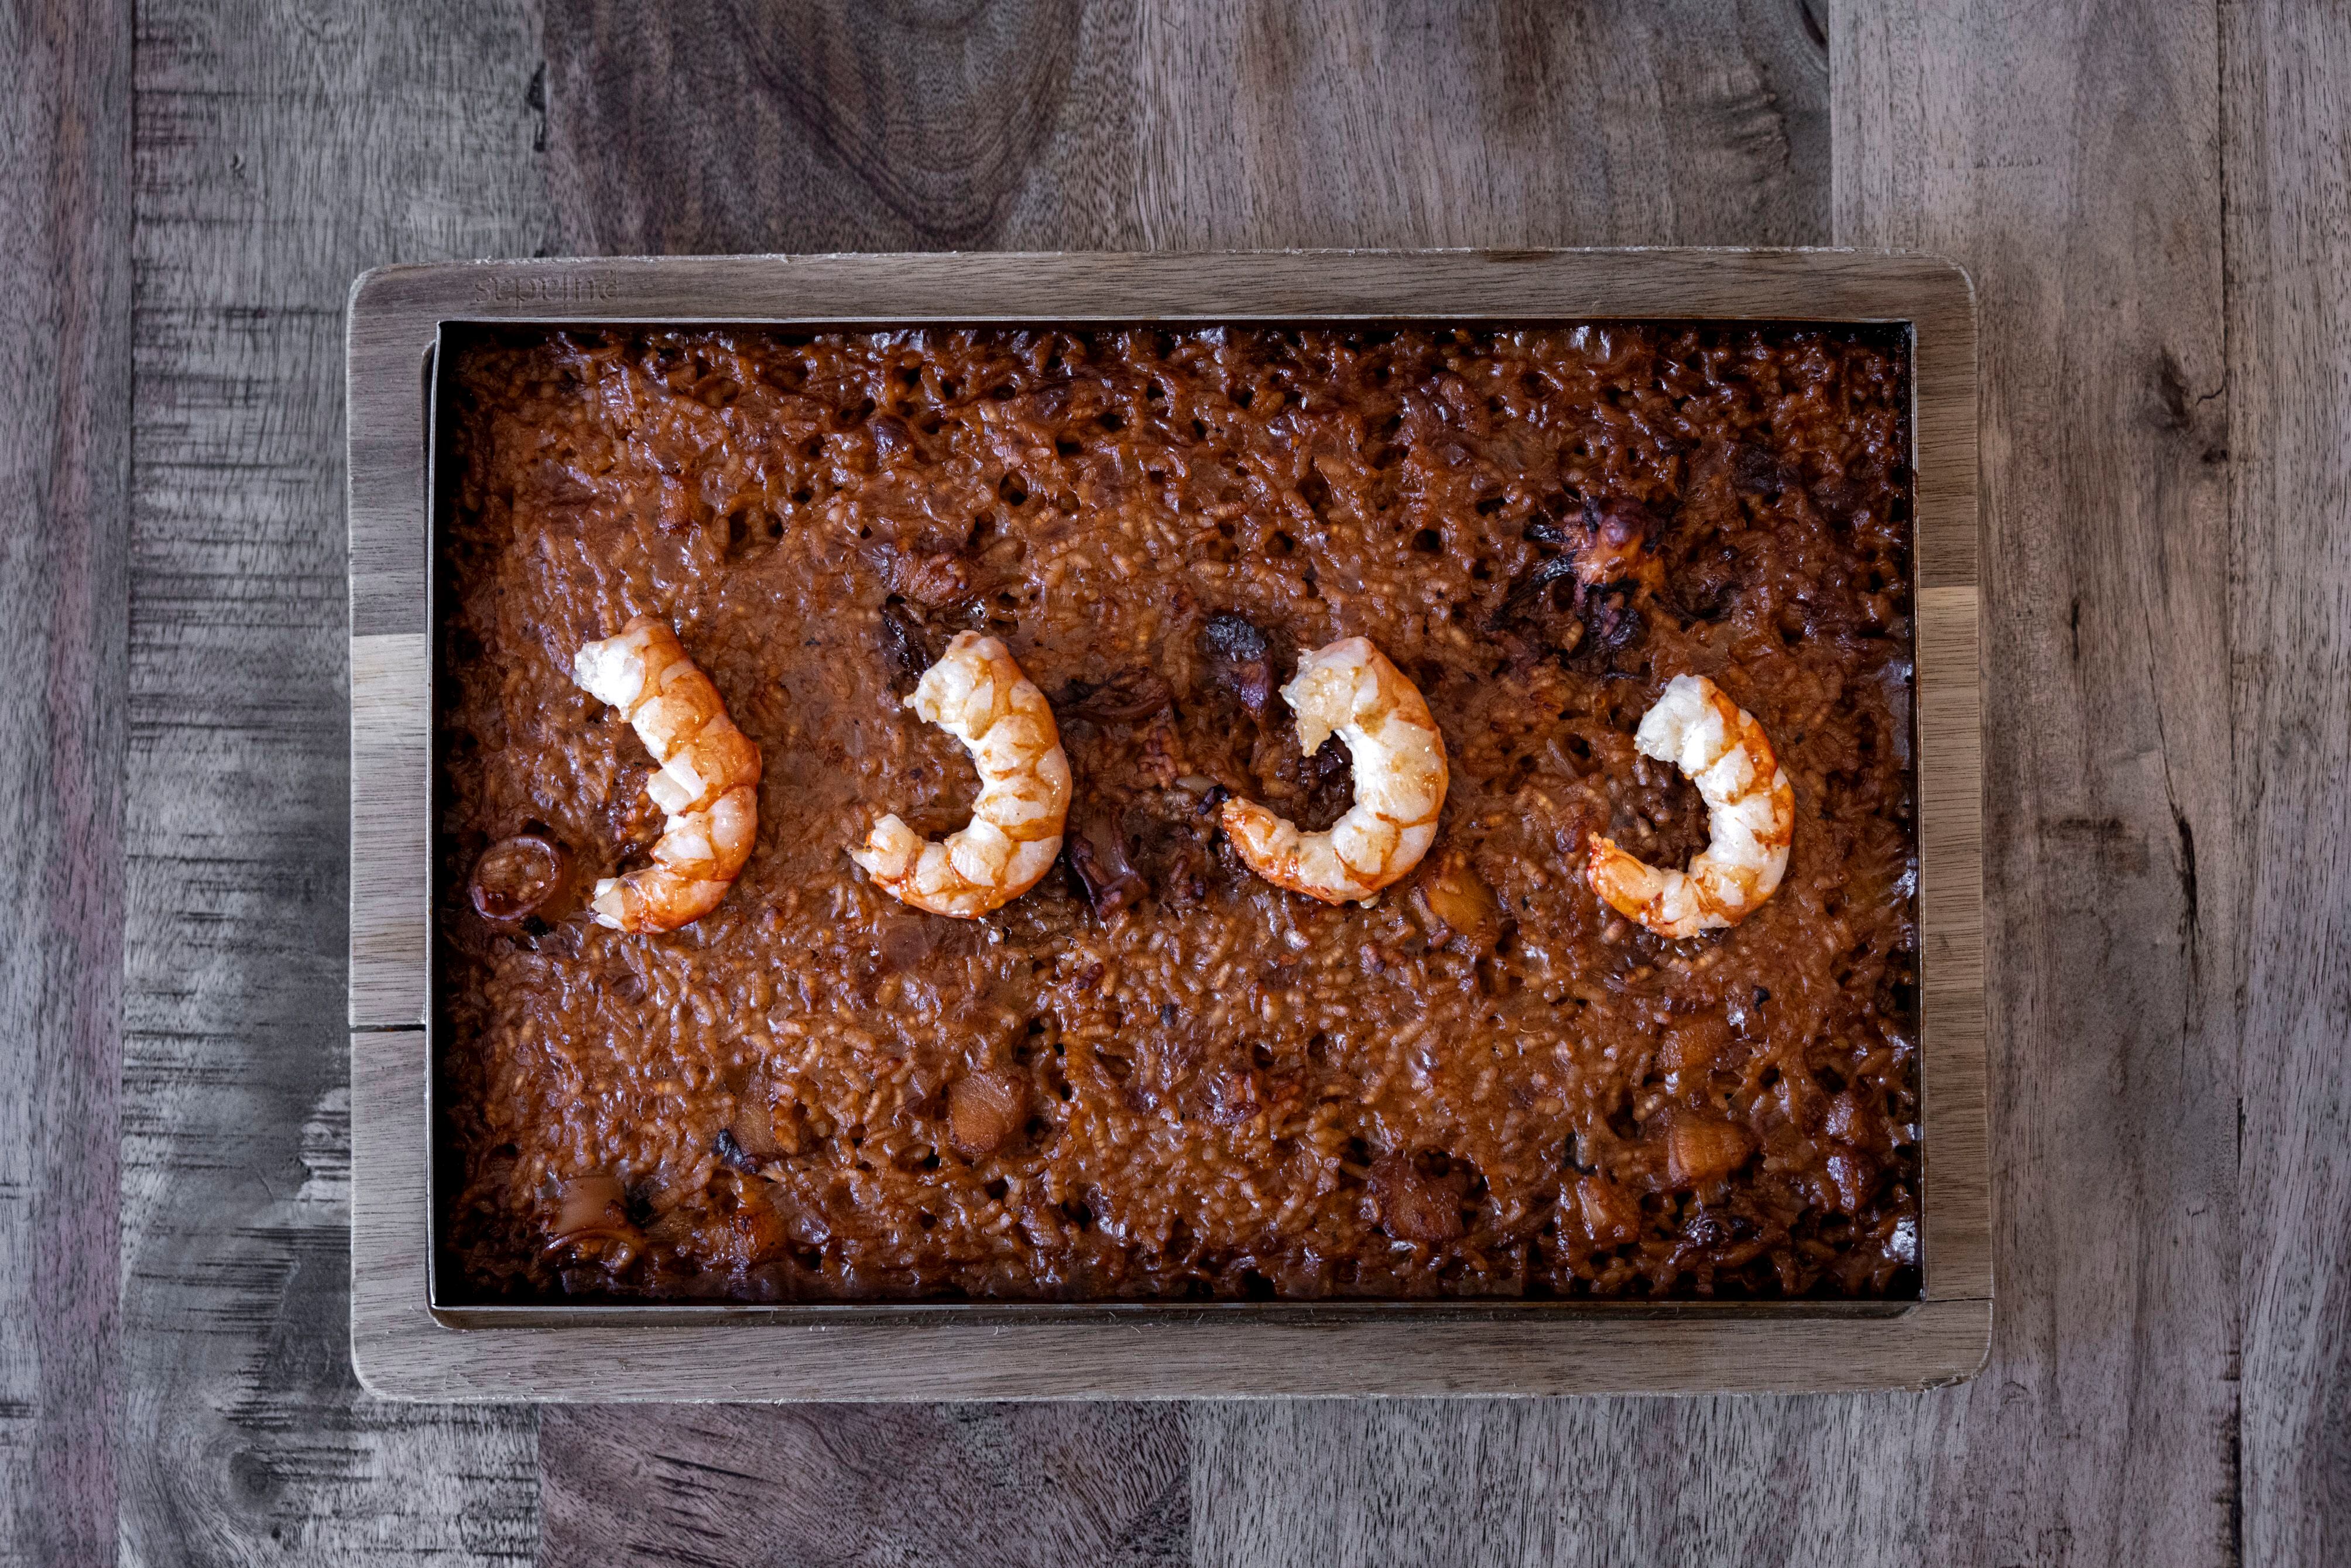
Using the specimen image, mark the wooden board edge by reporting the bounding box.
[352,1303,1993,1403]
[1908,254,1981,592]
[1904,252,1989,1303]
[347,266,434,641]
[342,248,2004,334]
[349,250,1994,1390]
[1917,585,1991,1302]
[347,263,436,1027]
[349,631,430,1028]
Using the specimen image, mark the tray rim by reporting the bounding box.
[347,247,1986,1399]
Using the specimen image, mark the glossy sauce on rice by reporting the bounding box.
[436,322,1920,1302]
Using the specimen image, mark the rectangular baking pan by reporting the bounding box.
[348,249,1986,1399]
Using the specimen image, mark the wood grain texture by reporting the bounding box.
[538,1404,1189,1567]
[1191,1397,1956,1567]
[1836,2,2240,1566]
[2225,3,2351,1564]
[1914,584,1987,1303]
[121,2,549,1563]
[544,0,1827,254]
[348,633,430,1027]
[0,3,131,1564]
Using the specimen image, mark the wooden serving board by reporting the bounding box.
[347,249,1985,1399]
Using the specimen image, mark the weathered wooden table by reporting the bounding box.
[5,2,2342,1563]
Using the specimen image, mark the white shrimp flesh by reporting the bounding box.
[1219,635,1449,906]
[1585,673,1794,938]
[573,616,762,932]
[849,630,1072,919]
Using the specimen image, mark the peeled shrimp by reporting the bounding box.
[1586,674,1794,938]
[573,616,762,932]
[850,630,1071,918]
[1219,636,1448,906]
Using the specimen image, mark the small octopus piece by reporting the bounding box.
[572,616,763,932]
[1060,666,1173,724]
[1200,612,1274,714]
[1493,497,1655,635]
[1219,636,1448,906]
[877,598,934,693]
[1064,820,1145,915]
[850,631,1072,918]
[1585,673,1794,938]
[1573,496,1655,588]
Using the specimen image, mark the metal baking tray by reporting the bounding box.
[347,249,1986,1400]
